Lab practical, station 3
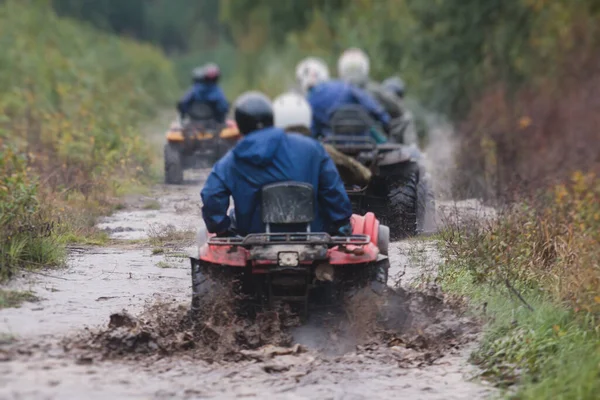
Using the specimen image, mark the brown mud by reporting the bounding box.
[0,167,495,399]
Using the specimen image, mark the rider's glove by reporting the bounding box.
[216,228,238,238]
[333,220,353,237]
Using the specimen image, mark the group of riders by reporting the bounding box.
[176,48,417,238]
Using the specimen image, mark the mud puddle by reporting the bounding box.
[0,168,495,399]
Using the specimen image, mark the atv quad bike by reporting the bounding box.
[190,181,390,319]
[164,104,241,184]
[323,105,435,239]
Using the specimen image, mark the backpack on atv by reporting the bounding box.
[324,105,435,239]
[164,102,240,185]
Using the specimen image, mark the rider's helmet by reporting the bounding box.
[273,92,312,131]
[295,57,330,93]
[192,63,221,84]
[382,76,405,99]
[233,91,273,135]
[337,48,370,86]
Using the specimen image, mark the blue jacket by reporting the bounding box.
[177,82,229,123]
[307,80,391,138]
[201,127,353,235]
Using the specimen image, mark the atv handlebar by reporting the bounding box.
[207,232,371,247]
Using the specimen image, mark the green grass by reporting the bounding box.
[439,262,600,399]
[0,235,66,282]
[60,230,110,246]
[142,200,161,210]
[156,261,173,269]
[0,289,38,309]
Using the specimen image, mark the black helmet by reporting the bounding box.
[192,63,221,84]
[234,91,273,135]
[382,76,405,98]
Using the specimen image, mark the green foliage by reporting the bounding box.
[439,173,600,397]
[0,0,178,280]
[0,146,65,280]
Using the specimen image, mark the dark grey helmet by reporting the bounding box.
[233,91,273,135]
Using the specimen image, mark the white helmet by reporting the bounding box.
[295,57,330,93]
[273,92,312,130]
[338,48,370,85]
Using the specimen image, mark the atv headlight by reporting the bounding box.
[278,252,299,267]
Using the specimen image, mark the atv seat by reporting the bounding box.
[261,182,314,233]
[330,104,375,137]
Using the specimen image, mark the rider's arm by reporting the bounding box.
[372,85,403,119]
[307,95,326,139]
[316,144,353,227]
[350,86,391,130]
[177,87,195,118]
[200,170,232,234]
[214,87,230,123]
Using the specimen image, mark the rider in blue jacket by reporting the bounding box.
[201,91,353,236]
[307,79,391,138]
[177,63,229,123]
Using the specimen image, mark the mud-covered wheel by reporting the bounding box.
[343,258,390,298]
[190,258,214,314]
[388,170,418,238]
[164,143,183,184]
[378,224,390,256]
[369,258,390,294]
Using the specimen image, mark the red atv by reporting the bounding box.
[190,181,390,317]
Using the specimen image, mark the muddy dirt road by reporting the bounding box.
[0,169,495,400]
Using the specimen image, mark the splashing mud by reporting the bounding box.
[53,278,474,375]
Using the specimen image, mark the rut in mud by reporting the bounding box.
[0,168,495,400]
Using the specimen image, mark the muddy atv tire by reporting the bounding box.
[342,258,390,297]
[191,258,262,318]
[164,143,183,184]
[378,224,390,256]
[388,170,418,238]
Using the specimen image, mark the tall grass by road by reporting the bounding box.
[440,172,600,398]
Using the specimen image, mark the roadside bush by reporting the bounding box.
[440,172,600,396]
[0,146,64,281]
[443,172,600,310]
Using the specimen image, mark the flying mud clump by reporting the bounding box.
[63,284,300,363]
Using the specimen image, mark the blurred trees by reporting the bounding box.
[52,0,598,114]
[52,0,600,196]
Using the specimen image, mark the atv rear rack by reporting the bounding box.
[208,233,370,247]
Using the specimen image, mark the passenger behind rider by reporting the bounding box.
[382,75,418,146]
[295,57,390,140]
[338,48,416,145]
[200,92,353,238]
[176,63,229,124]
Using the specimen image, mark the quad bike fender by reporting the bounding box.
[351,212,379,246]
[166,129,185,142]
[377,146,415,167]
[219,119,241,140]
[328,212,383,265]
[198,242,248,267]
